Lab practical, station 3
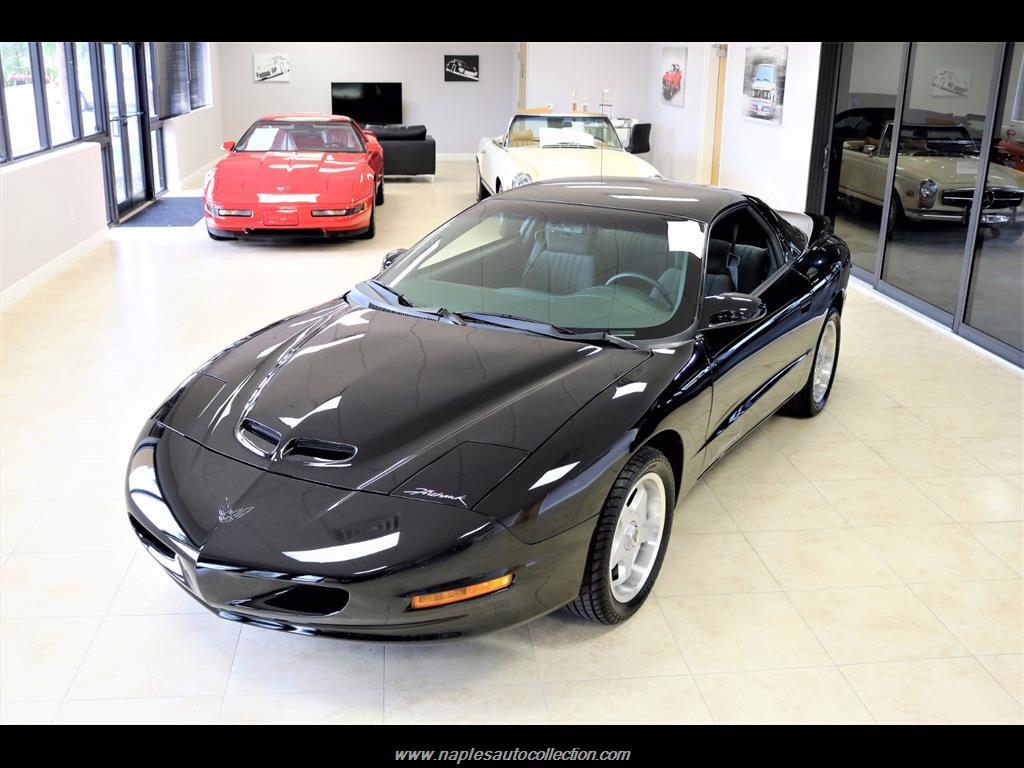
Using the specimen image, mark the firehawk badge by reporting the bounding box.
[218,497,255,523]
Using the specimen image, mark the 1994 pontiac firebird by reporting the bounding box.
[126,178,851,640]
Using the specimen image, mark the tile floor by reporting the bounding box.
[1,162,1022,724]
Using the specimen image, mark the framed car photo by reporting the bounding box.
[444,55,479,82]
[253,53,291,83]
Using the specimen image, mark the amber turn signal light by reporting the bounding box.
[410,574,514,610]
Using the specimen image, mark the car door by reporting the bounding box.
[698,205,817,470]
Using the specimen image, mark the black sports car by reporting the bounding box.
[126,178,850,640]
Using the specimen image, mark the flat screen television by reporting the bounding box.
[331,82,402,125]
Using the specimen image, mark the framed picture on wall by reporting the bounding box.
[743,45,787,125]
[659,47,687,107]
[253,54,291,83]
[932,68,971,97]
[444,55,479,82]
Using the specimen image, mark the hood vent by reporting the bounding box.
[282,437,357,465]
[238,418,282,456]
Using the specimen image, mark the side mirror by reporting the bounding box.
[700,292,767,330]
[381,248,406,271]
[363,130,376,140]
[222,140,235,151]
[862,144,876,155]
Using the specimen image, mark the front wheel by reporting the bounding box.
[358,204,376,240]
[784,307,841,417]
[375,177,385,206]
[566,447,675,624]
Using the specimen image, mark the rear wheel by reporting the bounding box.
[375,177,385,206]
[566,447,675,624]
[784,307,840,417]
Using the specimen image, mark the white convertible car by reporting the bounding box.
[476,111,660,199]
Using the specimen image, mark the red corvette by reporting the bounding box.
[204,114,384,241]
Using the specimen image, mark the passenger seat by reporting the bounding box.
[520,228,597,295]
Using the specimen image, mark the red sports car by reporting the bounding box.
[204,114,384,240]
[662,64,682,101]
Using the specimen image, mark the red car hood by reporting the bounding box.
[208,151,374,206]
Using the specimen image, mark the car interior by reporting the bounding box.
[704,206,783,296]
[240,122,365,152]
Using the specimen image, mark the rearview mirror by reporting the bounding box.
[222,140,235,151]
[700,293,767,330]
[381,248,406,271]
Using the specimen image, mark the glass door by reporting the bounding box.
[103,41,147,218]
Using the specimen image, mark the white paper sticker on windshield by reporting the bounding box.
[244,127,279,151]
[667,220,704,255]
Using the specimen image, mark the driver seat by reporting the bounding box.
[520,227,597,295]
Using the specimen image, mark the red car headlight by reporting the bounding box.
[311,202,367,217]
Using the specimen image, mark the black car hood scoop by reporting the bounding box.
[166,301,647,494]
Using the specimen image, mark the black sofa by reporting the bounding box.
[365,124,436,176]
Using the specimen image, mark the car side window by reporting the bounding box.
[705,207,783,296]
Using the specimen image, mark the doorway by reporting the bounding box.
[102,42,153,220]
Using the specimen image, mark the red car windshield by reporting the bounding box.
[234,120,365,153]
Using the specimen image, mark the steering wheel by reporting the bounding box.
[605,272,673,309]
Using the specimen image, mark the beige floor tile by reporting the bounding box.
[0,700,60,724]
[954,437,1024,476]
[0,552,132,617]
[911,581,1024,656]
[227,626,383,696]
[0,500,47,554]
[789,585,967,664]
[909,406,1023,439]
[385,683,547,725]
[68,614,240,699]
[56,695,223,724]
[746,528,899,590]
[1,617,100,701]
[827,379,899,410]
[711,481,847,531]
[775,441,900,481]
[697,667,873,724]
[859,525,1019,583]
[529,605,688,682]
[760,410,854,443]
[703,432,805,488]
[15,500,138,553]
[977,654,1023,704]
[543,675,712,724]
[223,689,383,725]
[674,482,738,533]
[654,532,779,596]
[865,439,992,478]
[964,522,1023,575]
[911,476,1023,522]
[830,407,938,441]
[658,593,831,674]
[841,657,1023,724]
[384,626,537,691]
[813,478,951,527]
[107,553,209,615]
[1005,475,1024,492]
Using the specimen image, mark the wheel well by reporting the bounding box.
[495,179,502,192]
[832,289,845,314]
[642,430,683,499]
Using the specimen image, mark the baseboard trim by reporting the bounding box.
[0,228,109,311]
[176,157,220,192]
[437,153,475,161]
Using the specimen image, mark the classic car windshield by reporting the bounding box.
[234,120,365,153]
[506,115,623,150]
[879,124,978,158]
[373,199,704,341]
[753,65,775,82]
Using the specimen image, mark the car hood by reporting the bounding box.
[209,151,373,205]
[509,147,659,181]
[897,156,1024,188]
[159,299,648,496]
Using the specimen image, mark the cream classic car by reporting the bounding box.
[839,121,1024,231]
[476,111,660,199]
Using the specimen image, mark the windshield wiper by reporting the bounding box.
[356,280,465,325]
[362,279,414,307]
[456,312,639,350]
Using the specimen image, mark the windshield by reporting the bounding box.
[506,115,623,150]
[370,199,704,341]
[880,124,977,158]
[754,65,775,82]
[235,120,365,153]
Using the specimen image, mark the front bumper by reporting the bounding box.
[904,206,1020,225]
[126,423,589,641]
[204,197,372,238]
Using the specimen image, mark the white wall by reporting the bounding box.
[163,42,226,190]
[717,42,821,212]
[646,43,711,182]
[216,42,517,155]
[0,142,108,297]
[523,43,652,119]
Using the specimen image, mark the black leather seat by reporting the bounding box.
[706,239,771,294]
[705,240,735,295]
[734,244,770,293]
[521,228,597,295]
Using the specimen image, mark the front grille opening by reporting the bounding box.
[283,437,357,463]
[239,418,282,453]
[129,515,176,559]
[263,584,349,615]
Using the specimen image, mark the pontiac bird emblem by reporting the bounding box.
[218,497,255,523]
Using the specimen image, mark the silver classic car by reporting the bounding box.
[839,121,1024,232]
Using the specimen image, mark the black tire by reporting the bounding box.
[207,228,232,241]
[477,172,490,202]
[359,204,376,240]
[566,447,675,624]
[887,194,905,235]
[784,307,841,418]
[375,177,385,206]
